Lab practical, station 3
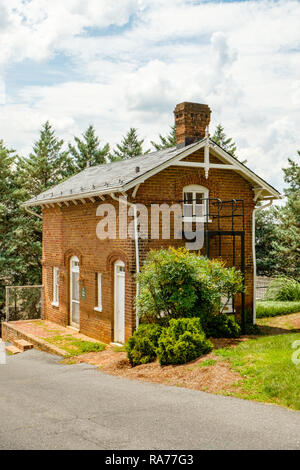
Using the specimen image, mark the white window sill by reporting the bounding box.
[51,301,59,307]
[94,306,102,313]
[183,217,212,223]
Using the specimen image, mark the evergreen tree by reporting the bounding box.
[1,122,75,316]
[17,121,73,196]
[255,206,281,276]
[0,141,19,318]
[151,125,177,150]
[0,140,17,279]
[255,154,300,279]
[68,125,110,172]
[112,128,150,160]
[273,155,300,279]
[212,124,237,157]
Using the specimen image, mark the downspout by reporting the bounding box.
[24,205,43,220]
[110,193,140,329]
[252,199,273,324]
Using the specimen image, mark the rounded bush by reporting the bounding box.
[157,318,212,366]
[136,248,244,324]
[202,314,241,338]
[126,323,162,367]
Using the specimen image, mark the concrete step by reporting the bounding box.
[6,345,22,355]
[13,339,34,352]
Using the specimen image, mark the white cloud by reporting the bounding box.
[0,0,299,192]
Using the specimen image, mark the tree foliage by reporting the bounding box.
[68,125,110,171]
[0,141,21,318]
[0,123,75,318]
[112,128,150,160]
[17,121,73,196]
[211,124,237,157]
[273,156,300,279]
[256,154,300,279]
[255,205,281,276]
[151,125,177,150]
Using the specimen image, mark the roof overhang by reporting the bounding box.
[24,138,281,208]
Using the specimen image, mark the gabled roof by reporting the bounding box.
[24,138,281,207]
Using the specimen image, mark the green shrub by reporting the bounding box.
[202,314,241,338]
[157,318,213,365]
[136,247,244,324]
[126,323,162,367]
[256,300,300,318]
[265,277,300,301]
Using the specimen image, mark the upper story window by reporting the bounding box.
[52,267,59,307]
[183,184,210,221]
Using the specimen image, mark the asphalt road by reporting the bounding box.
[0,348,299,450]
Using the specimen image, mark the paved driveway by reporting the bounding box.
[0,348,299,450]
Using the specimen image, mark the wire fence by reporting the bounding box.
[5,285,43,322]
[256,276,274,300]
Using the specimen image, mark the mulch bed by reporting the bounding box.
[64,337,249,394]
[62,313,300,394]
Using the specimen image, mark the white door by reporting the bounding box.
[114,260,125,343]
[70,256,80,328]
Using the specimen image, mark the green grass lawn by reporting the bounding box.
[45,334,106,356]
[256,300,300,318]
[215,333,300,410]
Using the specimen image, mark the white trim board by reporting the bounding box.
[24,138,281,208]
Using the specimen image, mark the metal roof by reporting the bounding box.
[24,138,281,207]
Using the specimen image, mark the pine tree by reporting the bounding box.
[0,140,17,278]
[69,125,110,172]
[255,206,281,276]
[112,128,150,160]
[17,121,73,196]
[2,122,75,313]
[256,154,300,279]
[0,141,19,318]
[151,125,177,150]
[273,155,300,279]
[212,124,237,157]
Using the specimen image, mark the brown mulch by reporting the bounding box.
[65,338,248,394]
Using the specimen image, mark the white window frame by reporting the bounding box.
[70,256,80,328]
[52,267,59,307]
[183,184,211,222]
[94,273,102,312]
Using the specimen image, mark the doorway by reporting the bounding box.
[114,260,125,343]
[70,256,80,328]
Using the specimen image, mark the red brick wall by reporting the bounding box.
[42,200,136,343]
[42,148,255,342]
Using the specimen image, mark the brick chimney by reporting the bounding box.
[174,102,211,147]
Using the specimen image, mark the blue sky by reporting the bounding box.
[0,0,299,193]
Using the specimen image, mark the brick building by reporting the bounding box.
[25,102,280,343]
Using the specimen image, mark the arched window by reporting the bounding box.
[183,184,209,220]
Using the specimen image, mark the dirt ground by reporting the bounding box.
[257,312,300,335]
[65,337,250,394]
[62,312,300,395]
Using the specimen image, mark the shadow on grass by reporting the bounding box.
[258,325,300,336]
